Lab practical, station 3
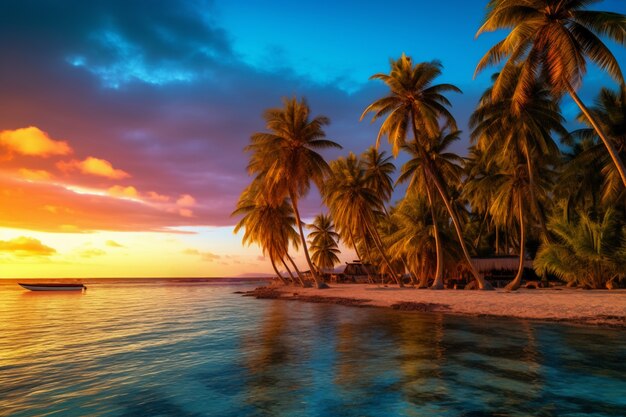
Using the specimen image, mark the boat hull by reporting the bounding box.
[19,283,86,291]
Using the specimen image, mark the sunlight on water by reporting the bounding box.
[0,282,624,417]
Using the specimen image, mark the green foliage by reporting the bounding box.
[534,203,626,289]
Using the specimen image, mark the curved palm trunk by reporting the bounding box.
[279,258,297,285]
[286,254,307,287]
[567,85,626,187]
[270,258,288,285]
[360,223,383,284]
[289,191,327,289]
[524,147,551,241]
[505,198,525,291]
[425,182,444,289]
[280,259,304,287]
[365,220,403,287]
[411,124,492,290]
[349,229,375,284]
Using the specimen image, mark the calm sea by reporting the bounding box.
[0,281,624,417]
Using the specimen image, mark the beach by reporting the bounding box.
[251,284,626,327]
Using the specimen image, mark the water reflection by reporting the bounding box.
[0,284,624,417]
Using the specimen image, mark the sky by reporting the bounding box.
[0,0,624,278]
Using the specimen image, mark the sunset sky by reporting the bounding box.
[1,0,624,278]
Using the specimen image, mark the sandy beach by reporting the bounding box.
[251,284,626,327]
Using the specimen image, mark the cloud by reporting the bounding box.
[108,185,139,198]
[147,191,169,202]
[0,126,72,158]
[58,157,130,179]
[78,248,106,258]
[179,208,194,218]
[183,248,220,262]
[18,168,53,181]
[176,194,196,207]
[105,240,124,248]
[0,236,56,257]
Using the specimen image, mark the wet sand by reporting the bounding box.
[249,284,626,327]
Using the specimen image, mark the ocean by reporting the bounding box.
[0,281,624,416]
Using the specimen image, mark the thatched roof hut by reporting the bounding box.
[471,256,533,273]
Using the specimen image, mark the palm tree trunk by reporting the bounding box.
[280,258,297,285]
[365,220,403,287]
[567,84,626,187]
[289,190,327,289]
[270,258,288,285]
[349,229,375,283]
[524,148,551,241]
[410,126,492,290]
[286,254,307,287]
[505,197,525,291]
[495,225,500,255]
[425,182,444,289]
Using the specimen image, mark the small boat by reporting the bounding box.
[19,283,86,291]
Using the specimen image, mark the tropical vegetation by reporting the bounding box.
[234,1,625,291]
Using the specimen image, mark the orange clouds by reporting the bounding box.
[0,236,56,257]
[0,127,72,158]
[176,194,196,207]
[58,156,130,179]
[183,248,220,262]
[18,168,53,181]
[108,185,139,198]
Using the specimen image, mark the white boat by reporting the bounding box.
[19,283,86,291]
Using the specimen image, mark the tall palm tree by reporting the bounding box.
[475,0,626,186]
[307,213,341,272]
[232,184,304,286]
[470,68,566,240]
[323,153,403,286]
[397,128,464,289]
[247,97,342,288]
[362,55,492,289]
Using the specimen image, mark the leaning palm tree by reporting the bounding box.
[323,153,403,286]
[569,87,626,204]
[232,184,304,286]
[397,128,464,289]
[247,97,342,288]
[307,213,341,272]
[362,55,492,289]
[475,0,626,186]
[534,202,626,289]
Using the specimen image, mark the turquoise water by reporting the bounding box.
[0,282,624,417]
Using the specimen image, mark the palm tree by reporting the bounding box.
[534,203,626,289]
[475,0,626,186]
[362,55,492,289]
[569,87,626,204]
[470,68,566,241]
[362,147,396,210]
[307,213,341,273]
[232,184,304,286]
[397,128,464,289]
[247,97,342,288]
[323,153,403,286]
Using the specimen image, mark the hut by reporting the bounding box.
[469,256,535,288]
[330,261,378,283]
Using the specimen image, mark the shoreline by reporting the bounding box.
[246,284,626,328]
